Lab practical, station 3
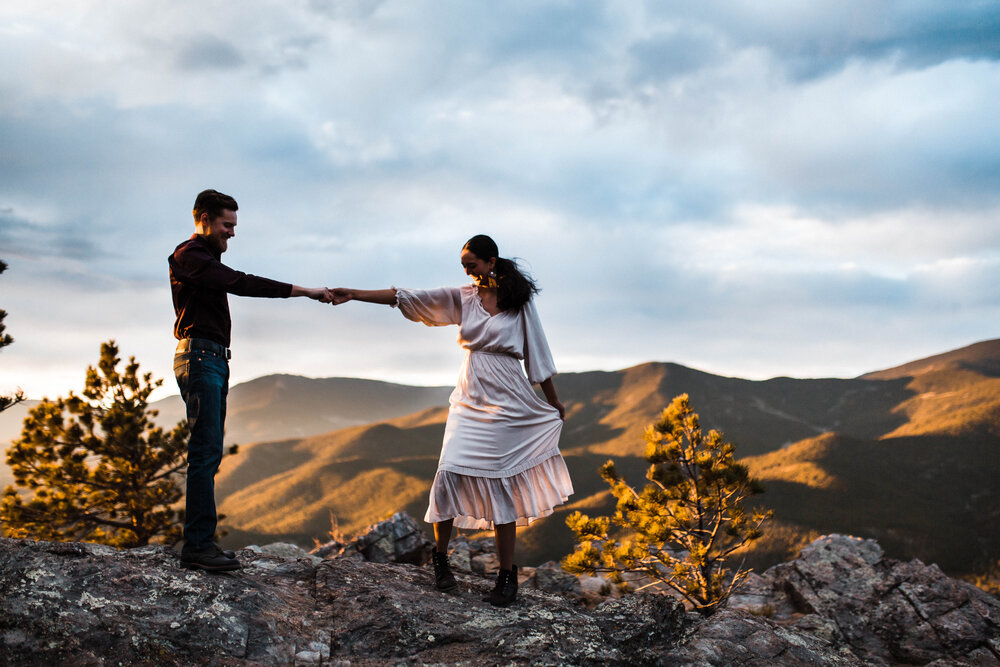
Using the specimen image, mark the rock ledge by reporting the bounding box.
[1,531,998,665]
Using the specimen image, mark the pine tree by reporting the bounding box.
[1,341,189,547]
[0,259,25,413]
[563,393,772,615]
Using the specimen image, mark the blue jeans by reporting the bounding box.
[174,344,229,553]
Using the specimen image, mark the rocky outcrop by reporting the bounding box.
[0,537,849,665]
[1,528,997,665]
[729,534,1000,665]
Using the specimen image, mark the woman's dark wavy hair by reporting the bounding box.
[463,234,539,312]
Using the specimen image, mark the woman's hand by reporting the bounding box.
[539,378,565,420]
[331,288,354,305]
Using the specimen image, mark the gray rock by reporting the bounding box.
[0,536,856,666]
[2,532,998,665]
[667,609,862,666]
[534,559,583,596]
[330,511,434,565]
[259,542,319,562]
[447,537,473,571]
[470,551,500,576]
[733,533,1000,665]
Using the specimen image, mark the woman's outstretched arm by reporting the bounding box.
[332,288,397,306]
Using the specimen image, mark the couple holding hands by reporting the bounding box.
[169,189,573,607]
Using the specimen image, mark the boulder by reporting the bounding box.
[471,552,500,576]
[446,536,472,571]
[312,511,434,565]
[730,534,1000,665]
[534,559,583,596]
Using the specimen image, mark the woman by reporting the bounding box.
[332,234,573,606]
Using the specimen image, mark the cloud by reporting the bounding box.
[628,24,726,82]
[1,0,999,397]
[174,34,246,72]
[0,206,108,263]
[306,0,387,22]
[646,1,1000,80]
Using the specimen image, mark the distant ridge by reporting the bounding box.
[149,374,453,446]
[0,376,451,490]
[861,338,1000,380]
[4,340,999,581]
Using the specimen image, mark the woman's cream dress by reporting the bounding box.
[394,284,574,529]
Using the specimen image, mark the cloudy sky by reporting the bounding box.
[1,1,999,401]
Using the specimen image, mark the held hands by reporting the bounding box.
[313,287,335,303]
[293,286,388,306]
[292,287,355,306]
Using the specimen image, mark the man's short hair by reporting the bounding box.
[193,189,238,222]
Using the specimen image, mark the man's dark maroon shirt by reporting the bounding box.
[169,234,292,348]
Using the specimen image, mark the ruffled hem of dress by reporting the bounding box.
[424,453,574,530]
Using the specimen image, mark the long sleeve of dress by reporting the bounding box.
[521,298,557,384]
[395,287,463,326]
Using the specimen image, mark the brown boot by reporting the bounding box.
[486,565,518,606]
[432,551,457,591]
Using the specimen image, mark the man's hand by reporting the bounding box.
[310,287,334,303]
[291,286,335,303]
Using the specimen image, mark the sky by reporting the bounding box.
[1,0,999,401]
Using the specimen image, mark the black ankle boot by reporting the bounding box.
[432,551,457,591]
[486,565,518,606]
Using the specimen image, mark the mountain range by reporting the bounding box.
[0,375,451,490]
[210,339,1000,578]
[3,340,998,579]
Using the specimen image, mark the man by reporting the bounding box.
[169,189,332,571]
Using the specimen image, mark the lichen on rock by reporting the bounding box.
[2,522,998,665]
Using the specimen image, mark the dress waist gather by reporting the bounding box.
[466,348,520,360]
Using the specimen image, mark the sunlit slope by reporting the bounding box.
[860,339,1000,439]
[554,361,913,458]
[742,431,999,574]
[151,374,452,446]
[738,339,1000,574]
[207,338,998,577]
[0,400,38,489]
[215,408,450,544]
